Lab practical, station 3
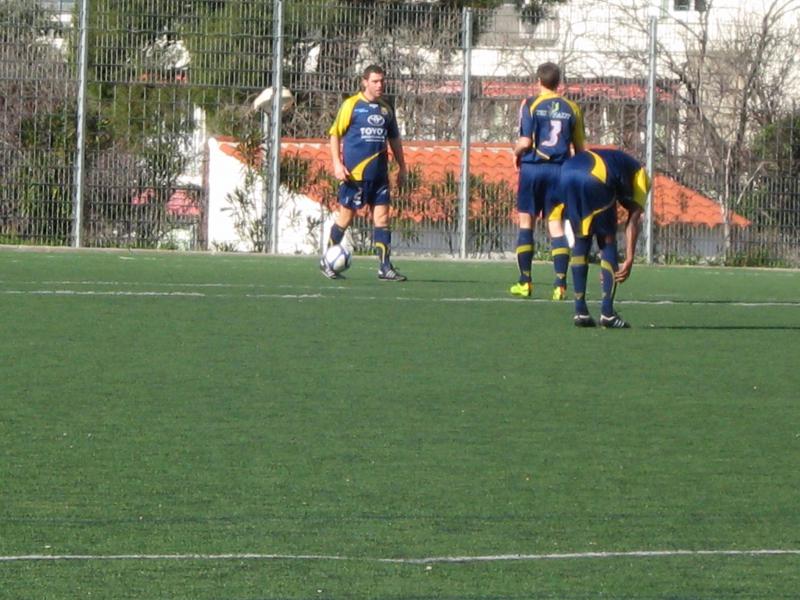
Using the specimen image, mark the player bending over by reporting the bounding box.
[560,148,650,328]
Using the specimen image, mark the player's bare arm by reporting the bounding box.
[389,137,407,187]
[616,207,643,283]
[512,136,531,170]
[329,134,349,181]
[513,136,532,157]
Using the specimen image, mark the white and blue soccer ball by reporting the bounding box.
[323,244,352,274]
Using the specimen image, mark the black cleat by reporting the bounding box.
[377,265,407,282]
[573,313,597,328]
[600,313,631,329]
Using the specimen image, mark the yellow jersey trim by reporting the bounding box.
[632,167,650,208]
[587,151,608,184]
[328,93,366,137]
[350,151,383,181]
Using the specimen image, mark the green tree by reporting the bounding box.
[753,112,800,174]
[0,0,75,244]
[742,111,800,232]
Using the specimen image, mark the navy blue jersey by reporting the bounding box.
[518,90,585,165]
[329,92,400,183]
[561,149,650,237]
[590,149,648,208]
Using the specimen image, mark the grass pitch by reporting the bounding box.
[1,248,798,599]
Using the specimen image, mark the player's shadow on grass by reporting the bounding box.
[648,325,800,330]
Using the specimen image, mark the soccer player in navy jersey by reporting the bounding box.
[511,62,585,300]
[561,148,650,328]
[322,64,408,281]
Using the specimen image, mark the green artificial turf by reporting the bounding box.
[1,249,798,598]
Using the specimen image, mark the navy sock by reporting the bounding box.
[570,237,591,315]
[600,242,618,317]
[373,227,391,268]
[329,223,345,247]
[516,228,534,283]
[551,235,569,288]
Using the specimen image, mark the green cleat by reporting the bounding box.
[552,285,567,301]
[510,281,533,297]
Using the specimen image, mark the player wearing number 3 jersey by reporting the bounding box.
[511,62,585,300]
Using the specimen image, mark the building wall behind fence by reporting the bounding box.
[1,0,798,265]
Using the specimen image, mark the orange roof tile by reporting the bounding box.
[403,80,677,102]
[652,174,750,227]
[215,138,749,228]
[131,188,201,217]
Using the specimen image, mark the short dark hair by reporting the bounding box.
[362,64,385,80]
[536,62,561,90]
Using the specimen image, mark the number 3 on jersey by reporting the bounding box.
[540,120,562,148]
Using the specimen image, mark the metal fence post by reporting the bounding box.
[71,0,89,248]
[644,14,658,264]
[268,0,285,254]
[459,7,473,259]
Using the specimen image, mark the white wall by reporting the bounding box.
[206,137,328,254]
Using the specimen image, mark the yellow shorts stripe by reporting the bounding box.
[548,203,565,221]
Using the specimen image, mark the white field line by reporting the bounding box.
[1,287,799,307]
[1,549,798,564]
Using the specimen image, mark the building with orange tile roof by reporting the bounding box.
[273,138,750,227]
[205,136,750,255]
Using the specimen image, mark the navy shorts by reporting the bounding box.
[561,159,616,238]
[516,162,564,219]
[338,179,390,210]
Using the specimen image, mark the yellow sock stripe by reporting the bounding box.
[600,259,615,273]
[603,281,618,300]
[375,242,388,262]
[571,255,587,265]
[516,244,533,255]
[551,247,570,257]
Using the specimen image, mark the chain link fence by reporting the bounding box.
[1,0,798,265]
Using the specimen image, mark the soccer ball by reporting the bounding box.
[323,244,352,274]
